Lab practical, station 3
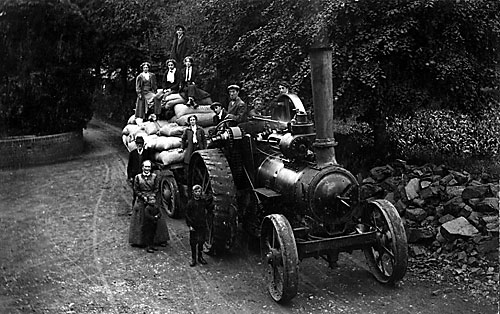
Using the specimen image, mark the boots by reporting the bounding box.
[189,244,207,266]
[190,245,197,267]
[198,253,207,265]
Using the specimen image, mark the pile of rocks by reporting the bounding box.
[360,161,498,277]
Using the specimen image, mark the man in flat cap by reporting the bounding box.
[226,85,248,124]
[170,25,192,67]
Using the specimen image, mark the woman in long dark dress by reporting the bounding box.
[160,59,182,111]
[180,115,207,178]
[129,160,170,252]
[135,62,160,124]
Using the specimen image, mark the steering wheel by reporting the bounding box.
[214,118,238,136]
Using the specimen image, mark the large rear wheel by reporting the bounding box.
[260,214,299,303]
[362,199,408,284]
[188,149,237,254]
[159,175,181,218]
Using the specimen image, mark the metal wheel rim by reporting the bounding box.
[160,177,179,218]
[367,209,395,278]
[260,214,299,303]
[363,200,408,284]
[263,228,285,300]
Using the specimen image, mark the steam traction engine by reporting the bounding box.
[168,48,408,303]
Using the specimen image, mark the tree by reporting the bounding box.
[0,0,97,136]
[197,0,499,153]
[326,0,500,149]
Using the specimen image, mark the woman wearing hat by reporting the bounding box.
[135,62,160,124]
[162,59,180,95]
[170,25,192,66]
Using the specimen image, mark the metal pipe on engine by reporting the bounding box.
[309,39,338,167]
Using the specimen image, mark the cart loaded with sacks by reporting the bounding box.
[122,48,408,303]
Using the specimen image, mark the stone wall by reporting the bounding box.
[0,131,84,168]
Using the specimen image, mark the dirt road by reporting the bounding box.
[0,119,496,314]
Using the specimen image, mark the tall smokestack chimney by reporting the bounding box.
[309,13,337,167]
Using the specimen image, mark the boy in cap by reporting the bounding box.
[185,184,211,266]
[210,101,227,125]
[226,84,248,124]
[278,81,290,95]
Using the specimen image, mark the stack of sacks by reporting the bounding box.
[162,93,186,110]
[162,93,213,110]
[172,103,215,127]
[122,101,217,166]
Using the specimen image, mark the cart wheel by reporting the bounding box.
[159,176,181,218]
[363,199,408,284]
[260,214,299,303]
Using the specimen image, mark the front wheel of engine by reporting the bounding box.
[260,214,299,303]
[362,199,408,284]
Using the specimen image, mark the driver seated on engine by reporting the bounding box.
[226,84,248,124]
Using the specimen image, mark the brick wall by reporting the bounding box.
[0,131,84,169]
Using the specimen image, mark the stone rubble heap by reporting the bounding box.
[360,160,498,290]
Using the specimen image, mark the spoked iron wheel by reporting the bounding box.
[362,199,408,284]
[260,214,299,303]
[159,176,181,218]
[188,149,237,254]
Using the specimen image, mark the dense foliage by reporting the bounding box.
[0,0,96,136]
[388,106,500,160]
[197,0,499,158]
[0,0,498,163]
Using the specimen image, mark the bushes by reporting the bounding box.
[388,104,500,160]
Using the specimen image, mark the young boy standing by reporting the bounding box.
[185,185,209,266]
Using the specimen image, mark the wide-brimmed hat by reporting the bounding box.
[183,56,194,63]
[227,84,240,92]
[210,102,226,110]
[140,62,151,69]
[165,58,177,66]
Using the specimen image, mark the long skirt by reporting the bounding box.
[129,200,148,247]
[154,204,171,245]
[129,200,170,246]
[183,85,210,102]
[135,91,161,119]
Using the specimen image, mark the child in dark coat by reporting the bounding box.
[185,184,209,266]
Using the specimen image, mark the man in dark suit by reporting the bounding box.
[170,25,192,67]
[211,102,228,125]
[127,136,154,214]
[226,84,248,124]
[127,136,154,183]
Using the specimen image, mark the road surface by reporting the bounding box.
[0,118,496,314]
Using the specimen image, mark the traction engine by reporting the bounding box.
[166,48,408,303]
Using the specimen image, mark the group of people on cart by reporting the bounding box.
[127,24,296,266]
